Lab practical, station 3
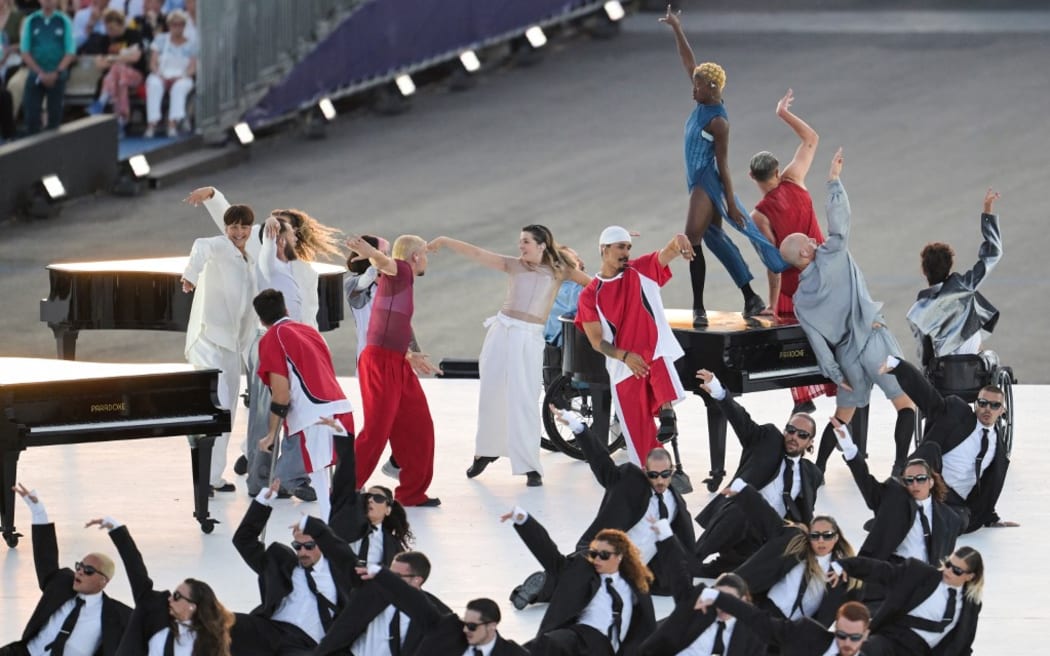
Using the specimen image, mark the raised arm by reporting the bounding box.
[346,235,397,276]
[822,149,849,252]
[696,369,766,449]
[232,495,275,575]
[556,408,622,489]
[658,233,695,267]
[957,189,1002,291]
[658,5,697,81]
[183,185,229,233]
[776,89,819,187]
[426,236,512,272]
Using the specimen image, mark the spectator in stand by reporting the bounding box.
[144,8,194,137]
[128,0,165,46]
[180,0,195,41]
[20,0,76,134]
[107,0,142,18]
[72,0,107,49]
[84,8,145,131]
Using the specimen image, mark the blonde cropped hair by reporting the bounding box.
[392,235,426,261]
[693,62,726,91]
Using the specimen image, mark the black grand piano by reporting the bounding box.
[39,257,347,360]
[0,358,231,547]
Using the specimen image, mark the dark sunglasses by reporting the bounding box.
[75,561,106,578]
[902,474,931,486]
[834,630,865,642]
[364,492,390,504]
[646,469,673,480]
[172,590,196,603]
[975,399,1003,409]
[463,620,494,632]
[784,425,812,439]
[808,530,838,541]
[291,540,318,551]
[587,549,617,561]
[943,560,970,576]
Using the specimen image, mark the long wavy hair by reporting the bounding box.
[271,208,343,262]
[594,529,653,593]
[784,516,861,593]
[175,578,234,656]
[953,546,985,604]
[522,224,570,273]
[901,458,949,503]
[370,485,414,550]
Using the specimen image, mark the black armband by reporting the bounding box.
[270,401,290,418]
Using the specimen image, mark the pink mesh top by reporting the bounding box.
[366,259,415,352]
[499,258,563,324]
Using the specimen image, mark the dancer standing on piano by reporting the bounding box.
[778,149,916,474]
[659,5,789,327]
[747,88,837,414]
[576,226,692,466]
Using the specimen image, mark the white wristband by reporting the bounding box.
[653,518,673,541]
[729,478,747,494]
[707,375,727,401]
[511,506,529,525]
[699,587,719,604]
[885,355,900,371]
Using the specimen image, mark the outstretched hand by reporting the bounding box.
[13,483,37,503]
[695,368,716,395]
[85,517,115,530]
[776,88,794,117]
[499,509,526,524]
[828,147,844,181]
[983,188,1001,214]
[658,4,681,29]
[673,233,694,261]
[183,186,215,206]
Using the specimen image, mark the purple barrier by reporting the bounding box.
[244,0,602,127]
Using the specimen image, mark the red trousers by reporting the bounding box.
[611,357,679,465]
[354,345,435,506]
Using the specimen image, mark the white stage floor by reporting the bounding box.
[1,377,1043,651]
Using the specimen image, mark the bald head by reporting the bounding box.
[780,233,818,270]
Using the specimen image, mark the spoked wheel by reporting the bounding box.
[996,367,1015,457]
[542,374,624,460]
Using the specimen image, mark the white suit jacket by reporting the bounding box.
[182,235,256,358]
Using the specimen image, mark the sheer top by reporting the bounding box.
[500,258,563,324]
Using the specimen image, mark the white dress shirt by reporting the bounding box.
[462,636,497,656]
[767,554,831,620]
[271,556,338,643]
[146,623,196,656]
[908,582,964,648]
[679,616,736,656]
[26,592,104,656]
[350,604,410,656]
[578,572,634,652]
[758,455,802,518]
[350,524,385,567]
[626,490,678,564]
[182,234,256,358]
[895,496,934,561]
[941,424,996,500]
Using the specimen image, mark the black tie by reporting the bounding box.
[916,501,933,561]
[388,608,402,656]
[790,565,809,618]
[782,458,801,521]
[712,619,726,655]
[357,528,373,563]
[44,596,85,655]
[163,628,176,656]
[473,649,483,656]
[974,428,989,492]
[605,577,624,647]
[303,566,337,631]
[655,491,669,520]
[939,588,957,630]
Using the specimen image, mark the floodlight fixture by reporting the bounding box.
[459,50,481,73]
[525,26,547,48]
[128,154,151,178]
[604,1,626,21]
[233,122,255,146]
[318,97,336,121]
[395,74,416,97]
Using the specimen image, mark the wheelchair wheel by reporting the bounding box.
[996,366,1015,457]
[542,374,624,460]
[914,408,925,449]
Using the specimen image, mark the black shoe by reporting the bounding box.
[276,488,293,499]
[211,483,235,494]
[743,295,766,318]
[466,456,498,479]
[526,471,543,487]
[416,497,442,507]
[233,455,248,476]
[657,407,678,442]
[692,309,709,328]
[292,485,317,502]
[510,571,547,610]
[792,400,816,414]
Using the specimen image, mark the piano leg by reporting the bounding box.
[190,436,218,534]
[699,392,728,492]
[1,449,23,547]
[49,325,80,361]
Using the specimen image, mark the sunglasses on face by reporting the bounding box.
[291,540,318,551]
[364,492,390,504]
[975,399,1003,409]
[172,590,196,603]
[463,620,494,632]
[784,425,812,439]
[943,561,970,576]
[646,469,673,480]
[587,549,617,561]
[808,530,838,541]
[902,474,930,486]
[834,630,865,642]
[75,561,105,578]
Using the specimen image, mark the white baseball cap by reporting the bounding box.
[598,225,632,247]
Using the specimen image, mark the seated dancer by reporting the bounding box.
[659,6,789,326]
[692,369,823,575]
[428,226,589,487]
[542,246,587,383]
[639,574,768,656]
[510,408,696,607]
[733,515,861,627]
[1,485,131,656]
[907,188,1002,367]
[883,356,1018,530]
[748,88,837,413]
[778,149,916,472]
[419,598,529,656]
[833,418,964,563]
[828,548,984,656]
[502,510,656,656]
[695,591,873,656]
[576,227,692,465]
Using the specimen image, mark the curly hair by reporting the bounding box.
[901,458,949,503]
[784,516,862,592]
[693,61,726,91]
[594,529,654,593]
[370,484,414,549]
[271,208,343,262]
[178,578,234,656]
[920,242,954,286]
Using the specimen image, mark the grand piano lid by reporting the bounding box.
[0,358,201,385]
[665,308,802,335]
[46,257,346,276]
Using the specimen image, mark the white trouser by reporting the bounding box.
[187,337,242,486]
[146,73,194,123]
[473,313,545,475]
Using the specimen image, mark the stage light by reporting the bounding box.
[112,155,151,196]
[459,50,481,73]
[525,26,547,48]
[318,97,336,121]
[128,154,151,178]
[41,175,67,200]
[233,122,255,146]
[604,1,626,21]
[20,174,67,218]
[395,74,416,97]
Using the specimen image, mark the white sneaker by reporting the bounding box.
[143,125,155,138]
[381,459,401,480]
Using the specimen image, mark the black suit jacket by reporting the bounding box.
[314,568,451,656]
[19,523,132,656]
[891,359,1009,531]
[639,584,767,656]
[514,515,656,651]
[410,613,528,656]
[706,591,836,656]
[845,452,963,564]
[838,556,980,656]
[697,396,823,527]
[733,526,858,627]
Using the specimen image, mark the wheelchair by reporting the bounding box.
[916,351,1016,457]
